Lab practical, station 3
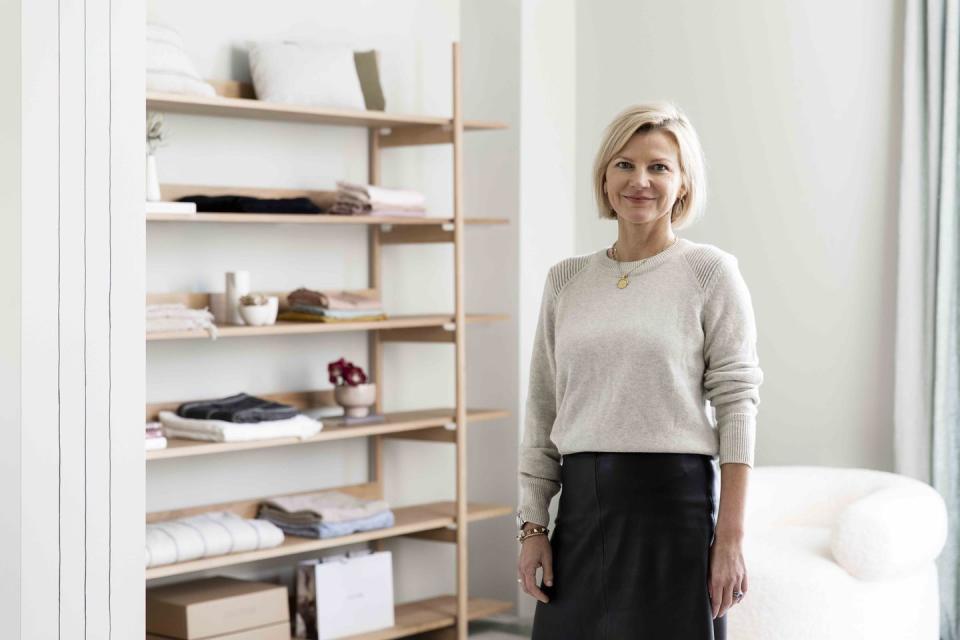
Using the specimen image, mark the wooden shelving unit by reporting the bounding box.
[145,42,511,640]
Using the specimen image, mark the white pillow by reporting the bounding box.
[248,41,366,110]
[146,23,215,97]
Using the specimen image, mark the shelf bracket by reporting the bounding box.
[379,225,453,244]
[380,124,454,148]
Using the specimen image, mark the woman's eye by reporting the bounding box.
[615,161,632,170]
[652,163,669,172]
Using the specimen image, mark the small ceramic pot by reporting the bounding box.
[239,296,278,326]
[334,383,376,417]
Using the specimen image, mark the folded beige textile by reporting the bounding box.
[261,490,391,525]
[287,287,382,310]
[146,303,218,338]
[335,191,426,211]
[335,180,425,209]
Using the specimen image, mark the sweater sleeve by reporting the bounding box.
[517,269,562,528]
[702,254,764,467]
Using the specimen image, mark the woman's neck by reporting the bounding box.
[610,223,677,262]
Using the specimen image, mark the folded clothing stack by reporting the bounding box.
[145,421,167,451]
[147,303,218,338]
[176,194,331,214]
[329,181,427,217]
[278,288,387,323]
[158,392,323,443]
[257,490,395,539]
[177,392,299,423]
[159,411,322,443]
[146,511,284,568]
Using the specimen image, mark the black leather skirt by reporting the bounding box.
[531,452,726,640]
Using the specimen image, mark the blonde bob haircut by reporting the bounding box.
[593,102,707,229]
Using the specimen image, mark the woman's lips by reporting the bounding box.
[623,194,656,203]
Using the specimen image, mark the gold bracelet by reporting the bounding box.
[516,526,549,543]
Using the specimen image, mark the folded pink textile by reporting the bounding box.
[287,288,382,311]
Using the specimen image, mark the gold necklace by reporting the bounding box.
[610,237,677,289]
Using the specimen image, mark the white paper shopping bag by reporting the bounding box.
[298,550,394,639]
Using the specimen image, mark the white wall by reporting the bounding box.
[575,0,903,471]
[460,0,523,607]
[516,0,577,620]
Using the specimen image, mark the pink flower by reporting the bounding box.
[327,357,368,387]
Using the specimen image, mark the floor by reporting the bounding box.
[469,613,531,638]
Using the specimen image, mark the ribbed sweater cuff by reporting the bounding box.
[517,476,559,529]
[718,413,756,467]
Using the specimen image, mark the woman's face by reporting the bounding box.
[604,129,685,225]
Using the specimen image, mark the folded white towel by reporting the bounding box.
[146,304,217,338]
[145,436,168,451]
[159,410,323,443]
[145,511,285,568]
[146,520,206,567]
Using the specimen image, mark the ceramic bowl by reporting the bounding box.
[239,296,279,326]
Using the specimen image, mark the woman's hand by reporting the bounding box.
[517,527,553,604]
[708,535,747,619]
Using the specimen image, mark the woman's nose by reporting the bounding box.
[629,171,651,188]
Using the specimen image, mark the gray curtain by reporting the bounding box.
[896,1,960,638]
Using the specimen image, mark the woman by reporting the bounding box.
[516,103,763,639]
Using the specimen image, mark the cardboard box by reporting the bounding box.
[146,621,289,640]
[146,577,289,640]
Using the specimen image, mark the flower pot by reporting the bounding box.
[334,383,376,418]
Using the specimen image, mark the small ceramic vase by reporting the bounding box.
[334,383,376,417]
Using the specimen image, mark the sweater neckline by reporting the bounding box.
[594,236,688,274]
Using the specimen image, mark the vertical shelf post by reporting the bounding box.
[368,127,386,551]
[451,41,470,640]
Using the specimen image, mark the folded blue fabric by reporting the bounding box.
[263,509,395,539]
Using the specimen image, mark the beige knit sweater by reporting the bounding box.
[517,237,764,529]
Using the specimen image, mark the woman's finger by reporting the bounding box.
[523,564,550,604]
[710,580,721,619]
[719,582,734,618]
[541,549,554,588]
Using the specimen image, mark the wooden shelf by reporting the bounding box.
[147,90,506,132]
[147,408,508,460]
[338,595,513,640]
[145,501,512,580]
[146,313,509,342]
[146,212,508,225]
[145,185,509,227]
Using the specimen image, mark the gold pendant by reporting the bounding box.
[617,276,629,289]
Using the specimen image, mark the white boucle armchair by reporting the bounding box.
[727,466,947,640]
